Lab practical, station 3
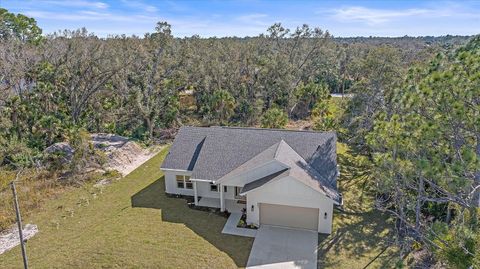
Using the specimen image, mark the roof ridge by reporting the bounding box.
[274,139,304,162]
[202,125,336,135]
[273,139,285,159]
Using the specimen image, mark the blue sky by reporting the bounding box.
[2,0,480,37]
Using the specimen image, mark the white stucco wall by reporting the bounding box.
[162,170,235,199]
[163,168,335,234]
[246,176,334,234]
[163,170,194,196]
[195,181,235,199]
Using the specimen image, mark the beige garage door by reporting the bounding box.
[259,203,319,231]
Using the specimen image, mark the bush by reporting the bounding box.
[237,219,246,228]
[261,107,288,129]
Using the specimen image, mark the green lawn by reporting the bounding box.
[1,144,395,268]
[0,147,253,268]
[317,143,397,268]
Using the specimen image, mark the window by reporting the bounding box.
[176,175,193,189]
[185,176,193,189]
[176,175,185,188]
[224,186,228,192]
[210,183,218,192]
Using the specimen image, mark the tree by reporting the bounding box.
[292,81,330,119]
[123,22,180,141]
[312,99,336,131]
[262,23,334,114]
[45,29,126,125]
[208,89,236,124]
[366,36,480,265]
[0,8,42,44]
[261,107,288,129]
[342,45,403,155]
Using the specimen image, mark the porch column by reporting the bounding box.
[193,181,198,206]
[220,184,225,212]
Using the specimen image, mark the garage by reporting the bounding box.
[259,203,319,231]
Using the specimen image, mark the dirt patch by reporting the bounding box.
[0,224,38,255]
[46,133,161,177]
[91,134,161,176]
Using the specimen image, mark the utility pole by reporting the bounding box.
[11,180,29,269]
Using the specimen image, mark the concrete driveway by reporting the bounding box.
[246,225,318,269]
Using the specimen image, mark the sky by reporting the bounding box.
[1,0,480,37]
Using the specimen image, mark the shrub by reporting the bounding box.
[261,107,288,129]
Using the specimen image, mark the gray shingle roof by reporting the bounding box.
[161,126,338,193]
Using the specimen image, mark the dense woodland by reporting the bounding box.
[0,8,479,268]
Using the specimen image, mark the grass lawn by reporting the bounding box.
[1,143,396,268]
[0,146,253,268]
[317,143,397,268]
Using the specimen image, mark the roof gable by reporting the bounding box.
[236,140,340,203]
[216,141,282,184]
[273,140,340,203]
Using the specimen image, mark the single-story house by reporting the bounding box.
[160,126,341,234]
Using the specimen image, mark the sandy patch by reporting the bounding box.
[0,224,38,255]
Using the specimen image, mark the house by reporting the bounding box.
[160,126,341,234]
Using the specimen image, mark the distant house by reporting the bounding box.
[160,126,341,234]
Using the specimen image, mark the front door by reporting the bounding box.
[234,187,246,201]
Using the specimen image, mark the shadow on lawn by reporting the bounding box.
[317,209,396,268]
[316,144,398,268]
[130,176,253,267]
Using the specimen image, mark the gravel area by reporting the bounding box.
[0,224,38,255]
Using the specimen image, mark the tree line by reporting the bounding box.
[342,35,480,267]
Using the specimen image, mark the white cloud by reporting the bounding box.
[24,10,157,23]
[120,0,158,13]
[42,0,109,9]
[235,13,271,27]
[237,13,268,21]
[327,4,476,26]
[330,6,431,25]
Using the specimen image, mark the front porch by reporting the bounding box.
[192,180,246,213]
[197,197,246,213]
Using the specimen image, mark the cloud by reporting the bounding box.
[330,6,432,25]
[24,10,157,23]
[237,13,268,21]
[120,0,158,13]
[235,13,271,27]
[42,0,109,9]
[326,4,477,26]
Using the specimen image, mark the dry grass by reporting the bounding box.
[0,169,70,231]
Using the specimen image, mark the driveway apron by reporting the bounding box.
[246,225,318,269]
